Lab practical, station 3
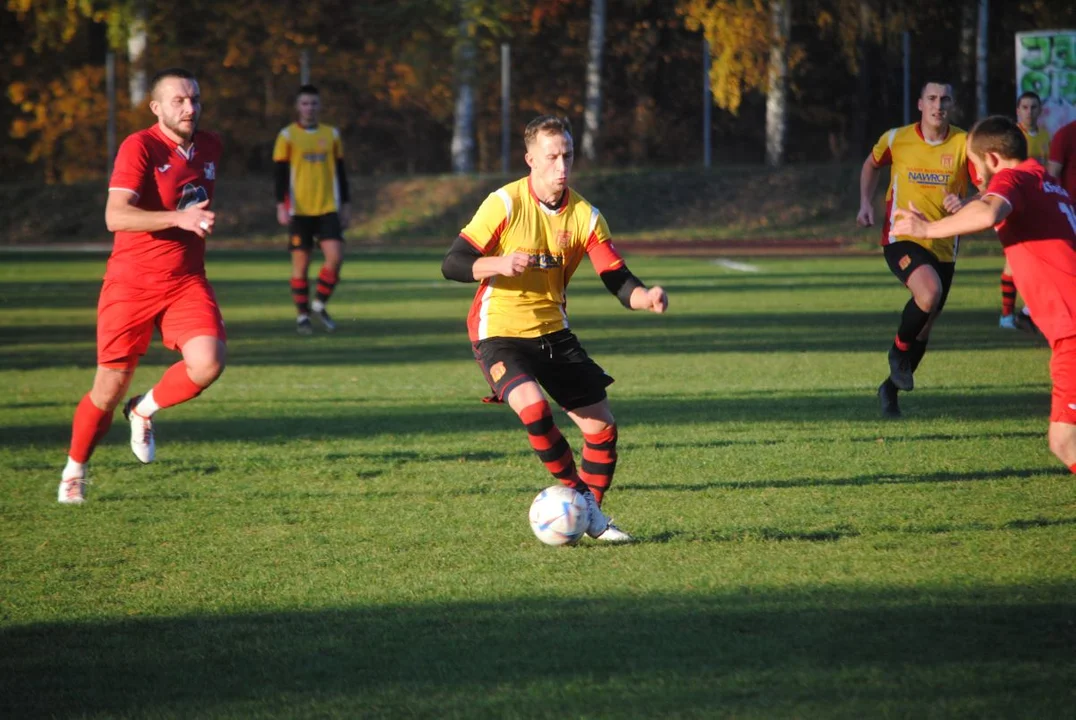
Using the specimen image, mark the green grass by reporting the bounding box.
[1,249,1074,719]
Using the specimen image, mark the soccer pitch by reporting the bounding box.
[1,249,1073,718]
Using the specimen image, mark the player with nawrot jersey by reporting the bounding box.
[441,115,668,543]
[893,115,1076,471]
[1049,119,1076,201]
[857,80,971,418]
[58,68,227,504]
[273,84,350,335]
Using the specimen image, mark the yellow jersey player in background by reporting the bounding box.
[857,81,971,418]
[273,84,350,335]
[998,91,1051,332]
[441,115,668,543]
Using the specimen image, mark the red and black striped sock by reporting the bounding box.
[518,400,584,491]
[1000,273,1016,316]
[315,266,339,304]
[290,277,310,314]
[580,425,618,505]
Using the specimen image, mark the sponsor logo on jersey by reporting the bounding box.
[528,252,564,270]
[490,361,506,383]
[907,170,951,186]
[204,161,216,180]
[556,230,572,249]
[941,154,954,170]
[302,152,329,163]
[177,182,210,210]
[1045,179,1070,198]
[156,164,172,173]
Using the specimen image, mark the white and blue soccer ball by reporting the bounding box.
[528,485,589,546]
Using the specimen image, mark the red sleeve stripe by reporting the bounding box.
[587,237,625,274]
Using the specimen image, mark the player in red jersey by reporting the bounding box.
[58,68,227,503]
[1048,119,1076,200]
[893,115,1076,470]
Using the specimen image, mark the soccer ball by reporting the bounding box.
[528,485,589,546]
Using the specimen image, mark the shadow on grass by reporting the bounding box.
[0,389,1050,450]
[1,586,1072,718]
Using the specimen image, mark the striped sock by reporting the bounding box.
[315,266,339,304]
[290,277,310,315]
[580,425,618,505]
[1001,273,1016,316]
[518,400,584,491]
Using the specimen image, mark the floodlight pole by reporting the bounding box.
[501,43,510,174]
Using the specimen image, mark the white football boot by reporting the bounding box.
[58,474,86,504]
[582,490,634,543]
[123,396,155,463]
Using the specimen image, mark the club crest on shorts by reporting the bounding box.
[899,254,912,270]
[556,230,572,249]
[940,154,954,170]
[291,234,302,247]
[204,161,216,180]
[490,361,506,383]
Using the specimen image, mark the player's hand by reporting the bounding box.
[856,204,874,227]
[942,193,964,214]
[276,203,290,227]
[339,203,351,228]
[499,251,532,277]
[643,285,668,314]
[892,201,929,239]
[179,199,215,238]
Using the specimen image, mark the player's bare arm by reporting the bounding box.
[106,191,215,238]
[893,196,1010,240]
[441,237,530,282]
[857,155,882,227]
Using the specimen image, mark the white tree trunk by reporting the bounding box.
[958,0,976,123]
[581,0,606,163]
[451,0,477,174]
[765,0,790,167]
[127,2,148,107]
[975,0,989,119]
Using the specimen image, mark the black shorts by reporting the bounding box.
[883,241,956,313]
[288,213,344,252]
[473,329,614,411]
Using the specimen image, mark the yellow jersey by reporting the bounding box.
[272,123,344,216]
[1020,123,1052,165]
[460,177,620,341]
[871,123,970,262]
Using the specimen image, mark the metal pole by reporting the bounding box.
[501,43,510,174]
[300,49,310,85]
[902,31,910,125]
[106,51,116,177]
[703,37,712,169]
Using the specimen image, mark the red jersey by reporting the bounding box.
[105,125,223,287]
[1048,120,1076,200]
[985,159,1076,347]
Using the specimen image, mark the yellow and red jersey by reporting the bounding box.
[460,177,623,342]
[272,123,344,216]
[1020,123,1052,166]
[871,123,970,262]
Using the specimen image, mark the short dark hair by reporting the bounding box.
[1017,91,1042,105]
[968,115,1028,161]
[920,80,953,98]
[524,115,572,148]
[297,84,319,98]
[150,68,197,99]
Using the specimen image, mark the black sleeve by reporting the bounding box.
[336,158,350,203]
[274,161,290,203]
[442,235,483,282]
[600,265,645,309]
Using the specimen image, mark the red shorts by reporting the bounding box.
[1050,336,1076,424]
[97,275,226,369]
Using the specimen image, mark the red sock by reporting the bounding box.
[1001,273,1016,316]
[580,426,618,504]
[152,361,205,409]
[1068,462,1076,475]
[315,266,339,303]
[291,277,310,314]
[518,400,584,491]
[68,394,114,463]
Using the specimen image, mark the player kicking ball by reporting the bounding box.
[893,115,1076,472]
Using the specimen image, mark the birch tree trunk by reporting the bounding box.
[581,0,606,163]
[765,0,790,167]
[127,1,148,107]
[451,0,477,174]
[975,0,989,120]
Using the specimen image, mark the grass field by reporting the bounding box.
[1,248,1074,719]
